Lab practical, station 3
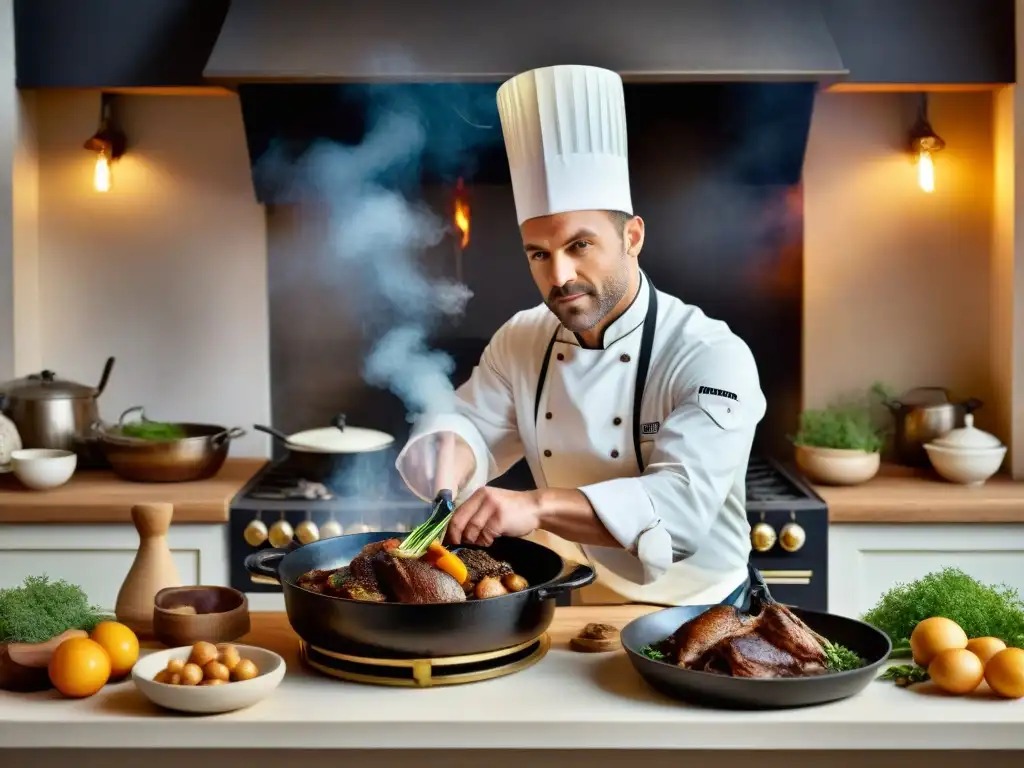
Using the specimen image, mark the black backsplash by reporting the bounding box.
[262,83,812,488]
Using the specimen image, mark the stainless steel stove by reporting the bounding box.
[230,454,828,612]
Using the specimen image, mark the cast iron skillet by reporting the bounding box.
[620,582,892,710]
[245,530,595,657]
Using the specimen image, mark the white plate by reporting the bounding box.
[131,644,286,714]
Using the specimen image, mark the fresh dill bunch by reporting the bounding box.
[862,568,1024,654]
[823,642,864,672]
[0,575,109,644]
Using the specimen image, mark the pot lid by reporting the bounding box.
[0,370,97,401]
[930,414,1004,450]
[287,424,395,453]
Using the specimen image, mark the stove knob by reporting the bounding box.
[295,519,320,546]
[268,518,294,548]
[319,519,343,539]
[780,522,806,553]
[750,522,777,552]
[243,518,268,547]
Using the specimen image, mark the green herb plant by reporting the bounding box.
[862,567,1024,657]
[791,383,892,453]
[0,575,109,645]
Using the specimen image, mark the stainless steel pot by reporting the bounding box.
[0,357,115,464]
[884,386,982,467]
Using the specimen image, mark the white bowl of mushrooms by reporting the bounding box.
[131,641,285,714]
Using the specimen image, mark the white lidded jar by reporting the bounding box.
[924,414,1007,486]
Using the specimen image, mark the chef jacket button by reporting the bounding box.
[620,354,631,363]
[556,353,565,361]
[613,417,622,426]
[543,449,552,458]
[611,449,620,458]
[545,412,552,420]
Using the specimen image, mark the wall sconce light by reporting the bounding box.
[83,93,126,193]
[908,93,944,194]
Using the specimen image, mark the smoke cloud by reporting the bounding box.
[254,84,497,422]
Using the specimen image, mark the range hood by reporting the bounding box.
[204,0,848,84]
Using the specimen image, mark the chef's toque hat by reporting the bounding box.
[496,65,633,226]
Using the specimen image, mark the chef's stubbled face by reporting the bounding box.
[521,210,642,334]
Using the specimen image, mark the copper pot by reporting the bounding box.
[94,406,246,483]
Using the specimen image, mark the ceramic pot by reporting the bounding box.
[794,445,881,486]
[924,414,1007,486]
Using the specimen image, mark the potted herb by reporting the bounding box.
[791,385,889,486]
[0,575,109,692]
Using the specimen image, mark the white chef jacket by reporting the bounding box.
[396,271,767,606]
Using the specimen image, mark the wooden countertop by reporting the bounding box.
[815,463,1024,523]
[1,606,1021,752]
[0,458,266,524]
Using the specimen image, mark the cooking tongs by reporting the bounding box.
[395,489,455,558]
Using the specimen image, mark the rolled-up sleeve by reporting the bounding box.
[395,324,524,502]
[578,338,766,583]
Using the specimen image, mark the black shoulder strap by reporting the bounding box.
[632,280,659,472]
[533,326,560,424]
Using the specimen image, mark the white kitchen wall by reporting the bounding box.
[0,0,16,382]
[30,91,271,457]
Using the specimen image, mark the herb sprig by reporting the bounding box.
[0,575,109,644]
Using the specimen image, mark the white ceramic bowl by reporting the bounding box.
[924,443,1007,486]
[794,445,880,486]
[131,644,286,714]
[11,448,77,490]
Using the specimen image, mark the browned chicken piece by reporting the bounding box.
[671,605,756,666]
[702,633,825,678]
[755,603,828,666]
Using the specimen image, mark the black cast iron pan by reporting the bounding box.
[620,583,892,710]
[245,530,595,657]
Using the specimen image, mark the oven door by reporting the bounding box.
[748,508,828,612]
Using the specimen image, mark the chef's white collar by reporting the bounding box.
[561,271,649,351]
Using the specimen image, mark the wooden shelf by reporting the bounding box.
[815,463,1024,523]
[0,458,266,524]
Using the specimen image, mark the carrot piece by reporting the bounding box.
[424,541,469,585]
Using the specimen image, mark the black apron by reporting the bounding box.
[533,274,659,472]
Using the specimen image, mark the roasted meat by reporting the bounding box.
[672,605,756,666]
[456,549,514,595]
[372,552,466,604]
[669,602,828,679]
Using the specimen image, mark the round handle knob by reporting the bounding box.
[268,518,294,548]
[295,519,320,546]
[779,522,806,553]
[319,519,343,539]
[243,518,268,547]
[750,522,777,552]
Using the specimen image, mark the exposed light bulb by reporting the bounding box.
[917,149,935,194]
[94,151,112,193]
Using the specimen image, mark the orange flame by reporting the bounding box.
[453,178,470,249]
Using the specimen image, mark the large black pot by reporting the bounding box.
[252,414,395,495]
[244,530,595,657]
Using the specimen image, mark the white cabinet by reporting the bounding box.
[828,523,1024,619]
[0,524,229,612]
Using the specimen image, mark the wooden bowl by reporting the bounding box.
[152,586,250,648]
[0,629,88,692]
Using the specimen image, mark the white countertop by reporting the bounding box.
[1,641,1021,751]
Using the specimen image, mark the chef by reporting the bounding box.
[396,64,767,607]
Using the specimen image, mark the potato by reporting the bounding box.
[216,644,241,671]
[189,641,218,668]
[502,573,529,593]
[475,576,508,599]
[180,662,204,686]
[200,678,226,686]
[166,658,186,675]
[203,660,230,682]
[231,658,259,682]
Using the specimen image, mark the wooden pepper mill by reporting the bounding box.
[115,503,182,639]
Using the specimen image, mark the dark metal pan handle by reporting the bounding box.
[252,424,292,443]
[244,549,285,585]
[533,562,595,601]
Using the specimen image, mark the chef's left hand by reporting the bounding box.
[445,487,541,547]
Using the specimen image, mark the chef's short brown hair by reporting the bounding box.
[606,210,634,240]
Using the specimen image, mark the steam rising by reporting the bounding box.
[255,85,497,421]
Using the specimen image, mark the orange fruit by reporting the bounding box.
[89,621,139,680]
[48,637,111,698]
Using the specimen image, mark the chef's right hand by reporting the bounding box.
[396,431,475,502]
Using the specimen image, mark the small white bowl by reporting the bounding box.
[11,448,77,490]
[131,644,286,714]
[924,443,1007,486]
[794,445,880,486]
